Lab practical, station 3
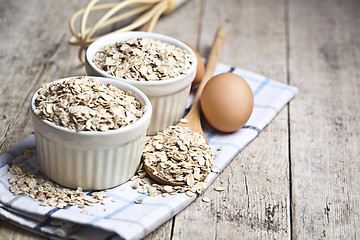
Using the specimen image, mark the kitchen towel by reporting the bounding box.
[0,62,298,240]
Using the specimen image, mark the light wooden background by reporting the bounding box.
[0,0,359,239]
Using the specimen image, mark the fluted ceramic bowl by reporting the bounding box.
[85,31,197,135]
[30,76,152,190]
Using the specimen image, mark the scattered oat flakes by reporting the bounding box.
[131,181,139,189]
[185,190,194,197]
[34,76,144,132]
[23,148,33,160]
[217,146,224,151]
[8,164,25,175]
[93,38,193,81]
[135,199,143,204]
[8,178,17,184]
[214,187,226,192]
[130,175,139,181]
[211,167,221,173]
[179,118,188,124]
[57,202,67,209]
[163,185,173,193]
[137,188,147,194]
[81,210,89,214]
[202,197,211,203]
[8,164,109,208]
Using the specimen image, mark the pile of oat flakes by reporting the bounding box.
[93,38,193,81]
[128,125,218,198]
[8,163,109,209]
[34,76,144,132]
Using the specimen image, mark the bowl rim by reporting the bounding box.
[85,31,197,86]
[30,76,152,136]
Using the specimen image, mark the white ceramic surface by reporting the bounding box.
[30,76,152,190]
[85,31,197,135]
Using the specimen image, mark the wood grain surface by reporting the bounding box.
[0,0,359,239]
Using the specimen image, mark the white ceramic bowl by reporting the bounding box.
[30,76,152,190]
[85,31,197,135]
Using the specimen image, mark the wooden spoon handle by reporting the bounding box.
[188,26,227,117]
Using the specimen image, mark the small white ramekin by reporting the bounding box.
[30,76,152,190]
[85,31,197,135]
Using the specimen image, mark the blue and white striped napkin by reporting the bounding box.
[0,63,298,240]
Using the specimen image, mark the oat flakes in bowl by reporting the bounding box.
[30,76,152,190]
[85,31,197,135]
[92,37,193,82]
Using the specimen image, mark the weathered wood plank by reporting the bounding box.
[154,0,202,47]
[288,0,360,239]
[171,0,291,239]
[0,222,41,240]
[0,0,88,154]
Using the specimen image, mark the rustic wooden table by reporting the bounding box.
[1,0,359,239]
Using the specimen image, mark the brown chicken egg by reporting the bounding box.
[184,43,205,86]
[200,73,254,132]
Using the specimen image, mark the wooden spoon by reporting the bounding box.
[144,27,227,186]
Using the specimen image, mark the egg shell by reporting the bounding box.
[200,73,254,132]
[184,43,205,87]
